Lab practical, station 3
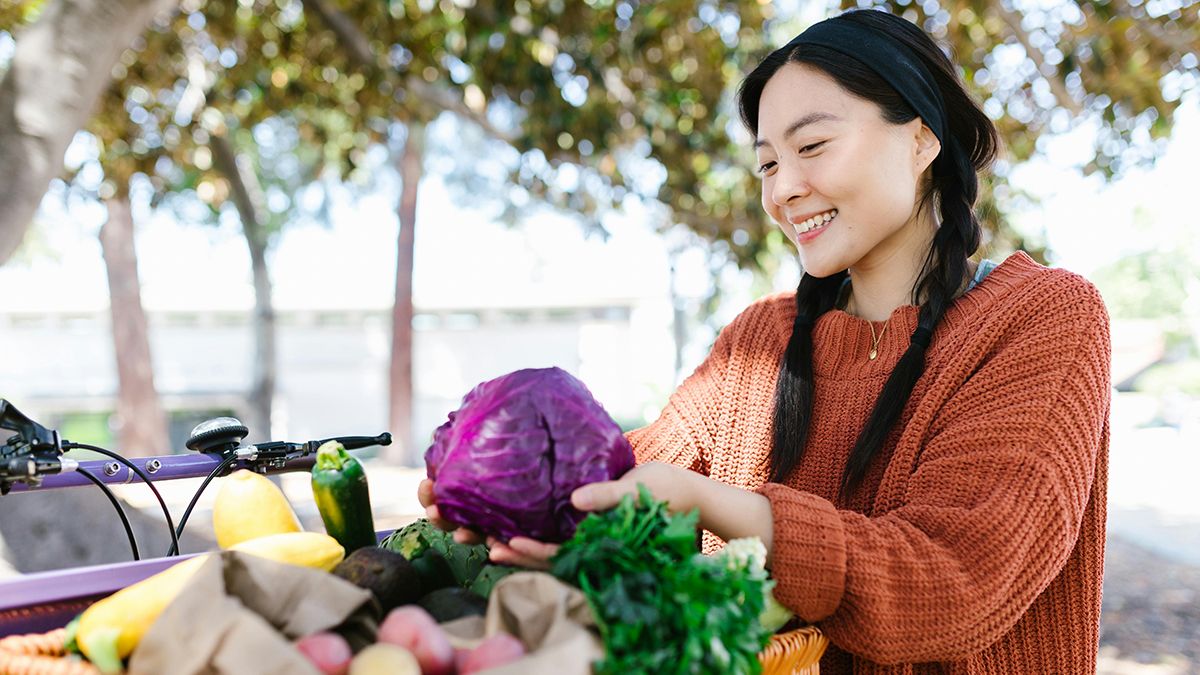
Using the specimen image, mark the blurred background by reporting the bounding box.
[0,0,1196,671]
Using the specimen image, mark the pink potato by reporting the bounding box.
[295,631,352,675]
[458,633,526,674]
[454,646,473,673]
[377,606,455,675]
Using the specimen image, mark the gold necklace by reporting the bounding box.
[848,295,890,360]
[867,318,889,360]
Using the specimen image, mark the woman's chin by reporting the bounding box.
[796,255,846,279]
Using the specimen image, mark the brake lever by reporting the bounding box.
[232,433,390,472]
[303,432,393,455]
[1,399,61,455]
[0,400,69,494]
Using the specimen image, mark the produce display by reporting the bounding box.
[424,367,635,543]
[74,531,345,673]
[30,368,813,675]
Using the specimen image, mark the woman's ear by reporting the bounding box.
[913,121,941,174]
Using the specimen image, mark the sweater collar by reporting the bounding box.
[811,251,1041,379]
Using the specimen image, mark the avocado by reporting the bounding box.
[333,547,424,613]
[417,587,488,623]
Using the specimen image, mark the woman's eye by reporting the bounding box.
[757,161,776,174]
[799,141,827,154]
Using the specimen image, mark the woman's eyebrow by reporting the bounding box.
[755,111,841,148]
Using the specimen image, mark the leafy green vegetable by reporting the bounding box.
[551,485,772,674]
[380,518,493,590]
[716,538,795,633]
[469,564,519,597]
[380,519,444,560]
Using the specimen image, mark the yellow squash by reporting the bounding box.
[76,532,345,674]
[212,469,303,548]
[228,530,345,572]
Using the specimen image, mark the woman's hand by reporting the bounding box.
[482,464,692,570]
[574,462,777,560]
[570,462,699,513]
[485,536,561,570]
[486,463,700,570]
[419,461,775,569]
[416,478,483,545]
[418,479,560,566]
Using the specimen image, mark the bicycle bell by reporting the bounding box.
[186,417,249,454]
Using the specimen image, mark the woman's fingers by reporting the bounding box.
[417,478,435,508]
[420,480,476,539]
[453,528,485,545]
[508,536,560,560]
[486,537,558,571]
[424,504,452,529]
[571,479,636,512]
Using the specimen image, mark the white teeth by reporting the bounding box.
[793,209,837,234]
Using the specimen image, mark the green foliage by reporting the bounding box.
[56,412,114,450]
[1136,360,1200,397]
[1092,247,1194,321]
[380,517,491,588]
[853,0,1198,180]
[4,0,1198,271]
[552,485,771,675]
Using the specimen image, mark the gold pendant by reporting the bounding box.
[869,349,878,360]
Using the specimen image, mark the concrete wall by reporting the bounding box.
[0,302,664,460]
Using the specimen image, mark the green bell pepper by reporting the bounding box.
[311,441,377,552]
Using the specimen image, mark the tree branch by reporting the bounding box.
[1107,0,1197,56]
[404,76,517,143]
[299,0,376,70]
[208,128,267,234]
[300,0,516,143]
[0,0,181,264]
[993,1,1084,116]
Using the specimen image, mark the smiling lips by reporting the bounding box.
[788,208,838,239]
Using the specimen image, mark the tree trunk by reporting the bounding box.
[388,122,423,465]
[210,131,275,442]
[669,256,688,385]
[98,189,170,456]
[0,0,180,264]
[243,214,275,444]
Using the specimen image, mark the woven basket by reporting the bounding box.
[758,625,827,675]
[0,628,100,675]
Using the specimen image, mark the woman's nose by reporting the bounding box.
[771,164,811,206]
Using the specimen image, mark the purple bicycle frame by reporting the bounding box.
[4,452,317,492]
[0,452,329,635]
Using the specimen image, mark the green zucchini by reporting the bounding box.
[311,441,377,552]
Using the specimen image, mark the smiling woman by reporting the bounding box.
[420,9,1112,675]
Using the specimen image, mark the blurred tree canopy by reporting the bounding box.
[853,0,1198,178]
[2,0,1197,269]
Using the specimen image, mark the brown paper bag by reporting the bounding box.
[128,551,378,675]
[441,572,603,675]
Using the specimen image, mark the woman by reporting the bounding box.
[421,9,1111,673]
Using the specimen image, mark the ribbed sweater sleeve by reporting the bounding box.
[763,277,1111,664]
[624,313,743,475]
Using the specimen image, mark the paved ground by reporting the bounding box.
[1099,536,1200,673]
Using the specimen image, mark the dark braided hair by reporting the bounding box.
[737,10,999,497]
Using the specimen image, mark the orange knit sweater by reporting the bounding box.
[626,252,1111,674]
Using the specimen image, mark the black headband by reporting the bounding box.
[784,15,976,183]
[785,17,947,142]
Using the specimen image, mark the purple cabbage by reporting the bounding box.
[425,367,635,543]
